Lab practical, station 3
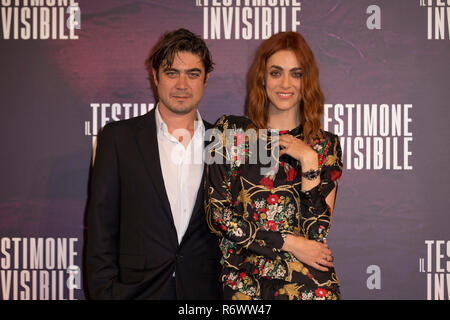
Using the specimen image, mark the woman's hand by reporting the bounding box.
[278,134,317,166]
[278,134,321,190]
[282,234,334,272]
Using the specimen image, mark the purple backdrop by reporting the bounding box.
[1,0,449,300]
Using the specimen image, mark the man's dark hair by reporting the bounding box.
[145,28,214,84]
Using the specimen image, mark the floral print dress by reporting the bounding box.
[205,115,343,300]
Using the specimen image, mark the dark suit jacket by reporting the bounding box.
[85,108,222,300]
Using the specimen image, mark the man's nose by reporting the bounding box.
[176,74,188,89]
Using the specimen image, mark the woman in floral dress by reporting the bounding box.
[205,32,343,300]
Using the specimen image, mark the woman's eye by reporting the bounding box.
[292,72,303,78]
[269,71,281,77]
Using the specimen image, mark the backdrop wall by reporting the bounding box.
[1,0,449,300]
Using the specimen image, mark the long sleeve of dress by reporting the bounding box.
[299,133,343,241]
[205,117,284,260]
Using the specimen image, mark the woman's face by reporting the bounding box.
[265,49,302,114]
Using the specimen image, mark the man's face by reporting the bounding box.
[153,51,209,116]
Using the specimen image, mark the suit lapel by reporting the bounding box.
[135,109,176,230]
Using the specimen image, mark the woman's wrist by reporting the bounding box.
[299,151,319,169]
[281,234,304,253]
[281,234,293,252]
[300,158,319,170]
[300,154,320,190]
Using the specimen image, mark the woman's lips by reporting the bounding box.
[276,92,294,99]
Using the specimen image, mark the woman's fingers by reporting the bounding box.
[318,241,332,254]
[278,140,294,157]
[290,236,335,272]
[319,258,334,268]
[315,244,334,268]
[322,247,333,257]
[310,255,334,271]
[278,136,294,148]
[276,135,296,146]
[311,262,329,272]
[277,139,289,149]
[278,147,294,158]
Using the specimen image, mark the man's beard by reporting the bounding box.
[160,94,196,115]
[166,103,195,115]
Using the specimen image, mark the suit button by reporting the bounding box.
[176,254,183,261]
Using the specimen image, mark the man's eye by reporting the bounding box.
[165,71,177,77]
[188,73,200,78]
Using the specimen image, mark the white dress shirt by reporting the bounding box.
[155,105,205,244]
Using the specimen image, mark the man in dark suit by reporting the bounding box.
[85,29,222,300]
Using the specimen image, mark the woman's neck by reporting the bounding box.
[267,105,301,131]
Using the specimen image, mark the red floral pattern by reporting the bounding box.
[331,170,342,181]
[266,194,279,204]
[285,167,297,181]
[315,288,328,298]
[259,177,274,189]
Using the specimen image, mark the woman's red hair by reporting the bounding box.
[246,32,325,143]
